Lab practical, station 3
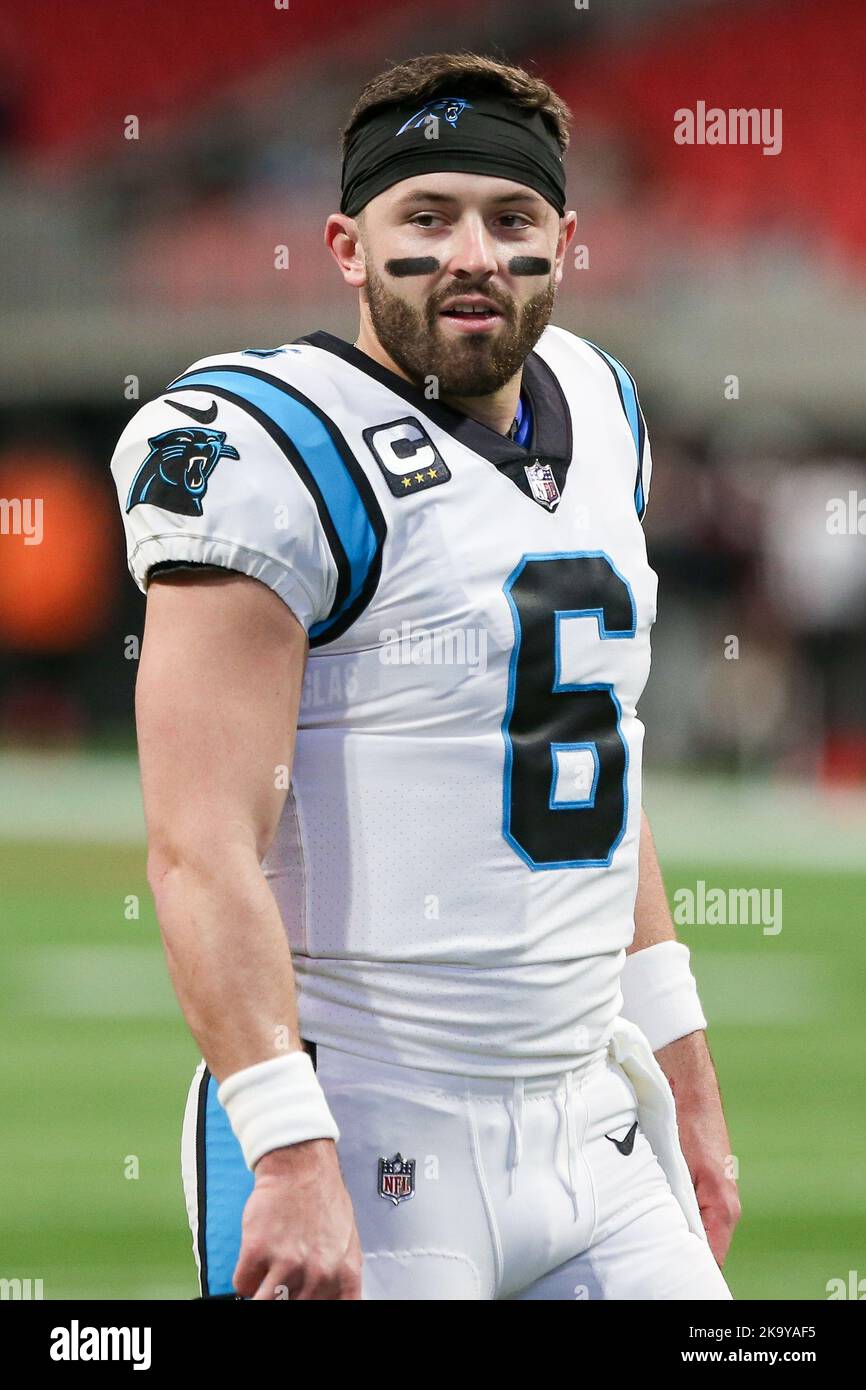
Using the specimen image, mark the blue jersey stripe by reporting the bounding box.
[584,342,641,458]
[634,475,645,518]
[582,341,647,520]
[166,367,385,642]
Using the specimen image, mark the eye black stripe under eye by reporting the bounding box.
[508,256,551,275]
[384,257,441,277]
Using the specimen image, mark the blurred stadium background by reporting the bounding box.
[1,0,864,1300]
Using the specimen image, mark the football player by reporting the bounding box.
[111,53,739,1300]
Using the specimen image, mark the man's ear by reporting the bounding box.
[553,210,579,287]
[324,213,367,289]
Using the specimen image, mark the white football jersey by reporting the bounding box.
[111,325,657,1077]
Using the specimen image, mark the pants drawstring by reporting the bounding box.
[507,1071,581,1220]
[553,1071,581,1222]
[507,1076,524,1194]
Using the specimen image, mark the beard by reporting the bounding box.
[363,263,556,398]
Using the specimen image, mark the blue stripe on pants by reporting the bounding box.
[203,1072,253,1296]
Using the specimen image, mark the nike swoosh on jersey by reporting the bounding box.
[166,397,219,424]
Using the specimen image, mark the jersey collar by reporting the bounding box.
[294,330,574,501]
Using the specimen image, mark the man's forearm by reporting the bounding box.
[629,807,677,954]
[621,808,708,1051]
[626,808,740,1264]
[148,839,303,1083]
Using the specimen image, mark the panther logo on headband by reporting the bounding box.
[395,97,473,136]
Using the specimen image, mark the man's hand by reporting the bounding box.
[233,1139,364,1300]
[656,1031,741,1266]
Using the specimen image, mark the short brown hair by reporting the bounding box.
[341,52,572,160]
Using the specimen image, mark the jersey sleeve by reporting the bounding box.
[612,357,650,522]
[604,352,651,522]
[637,426,652,521]
[110,389,339,633]
[574,334,652,522]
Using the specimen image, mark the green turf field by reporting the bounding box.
[2,833,865,1300]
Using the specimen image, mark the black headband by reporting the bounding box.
[340,93,567,218]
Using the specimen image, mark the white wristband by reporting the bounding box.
[217,1051,340,1171]
[618,940,707,1053]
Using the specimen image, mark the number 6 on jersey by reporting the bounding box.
[502,551,637,869]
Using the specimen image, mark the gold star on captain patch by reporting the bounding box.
[427,467,438,478]
[401,476,412,488]
[414,472,425,483]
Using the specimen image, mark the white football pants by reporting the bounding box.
[181,1017,732,1300]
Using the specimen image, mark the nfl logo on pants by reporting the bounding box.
[378,1153,416,1205]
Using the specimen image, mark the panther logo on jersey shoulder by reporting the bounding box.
[125,427,240,517]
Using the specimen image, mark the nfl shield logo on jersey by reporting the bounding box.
[524,459,561,511]
[377,1152,416,1205]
